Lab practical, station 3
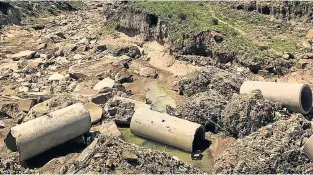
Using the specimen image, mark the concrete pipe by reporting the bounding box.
[130,107,205,153]
[240,81,312,114]
[5,103,91,161]
[304,135,313,161]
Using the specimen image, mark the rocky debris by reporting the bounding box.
[91,93,112,104]
[10,50,36,61]
[112,45,141,59]
[26,95,78,121]
[139,67,157,78]
[48,72,66,81]
[93,78,115,91]
[208,134,236,159]
[167,90,227,132]
[76,138,99,164]
[69,59,126,80]
[0,121,5,128]
[0,100,22,119]
[96,45,107,52]
[114,68,133,83]
[128,61,158,78]
[106,99,135,126]
[92,121,122,138]
[220,90,283,138]
[86,103,103,124]
[17,98,37,112]
[179,66,242,99]
[175,55,216,67]
[68,136,202,174]
[213,115,313,173]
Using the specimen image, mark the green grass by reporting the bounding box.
[132,1,304,61]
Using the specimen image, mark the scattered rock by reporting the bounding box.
[96,121,122,138]
[0,121,5,128]
[93,77,115,90]
[17,98,37,112]
[139,67,157,78]
[86,102,103,124]
[115,68,132,83]
[91,93,111,104]
[11,50,36,61]
[96,45,107,52]
[68,136,202,174]
[36,43,48,50]
[48,72,66,81]
[76,138,99,164]
[106,99,135,126]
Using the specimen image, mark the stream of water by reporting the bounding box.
[119,128,214,172]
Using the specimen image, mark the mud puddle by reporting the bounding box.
[119,128,214,172]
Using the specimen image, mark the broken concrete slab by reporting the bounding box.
[93,77,115,90]
[48,73,66,81]
[86,102,103,124]
[11,50,36,61]
[76,138,98,164]
[69,59,125,79]
[17,98,37,112]
[92,121,122,138]
[73,89,99,98]
[90,93,111,104]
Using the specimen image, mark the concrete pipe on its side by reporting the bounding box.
[5,103,91,161]
[304,134,313,161]
[130,107,205,153]
[240,81,312,114]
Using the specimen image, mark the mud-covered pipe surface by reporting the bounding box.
[240,81,312,114]
[5,103,91,161]
[130,107,205,153]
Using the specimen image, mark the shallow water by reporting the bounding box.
[119,128,214,172]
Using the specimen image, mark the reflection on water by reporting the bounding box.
[119,128,214,172]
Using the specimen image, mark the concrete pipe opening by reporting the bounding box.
[192,126,205,152]
[300,85,312,114]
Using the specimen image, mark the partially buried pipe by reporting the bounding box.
[130,107,205,153]
[304,134,313,161]
[240,81,312,114]
[5,103,91,161]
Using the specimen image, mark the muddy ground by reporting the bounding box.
[2,1,313,174]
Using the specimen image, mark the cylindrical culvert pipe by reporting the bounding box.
[304,134,313,161]
[240,81,312,114]
[130,107,205,153]
[5,103,91,161]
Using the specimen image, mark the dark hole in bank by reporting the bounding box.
[0,2,10,15]
[261,6,270,15]
[147,14,158,28]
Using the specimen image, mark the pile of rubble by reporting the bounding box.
[67,136,202,174]
[214,115,313,173]
[220,90,283,138]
